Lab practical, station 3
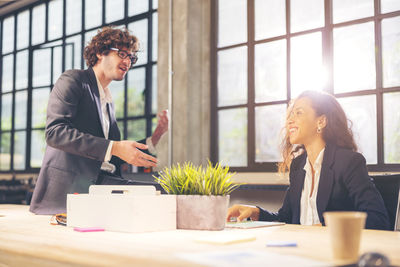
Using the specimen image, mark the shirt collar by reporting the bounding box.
[94,73,113,103]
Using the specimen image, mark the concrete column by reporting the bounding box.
[156,0,211,170]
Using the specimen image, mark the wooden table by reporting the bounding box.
[0,205,399,266]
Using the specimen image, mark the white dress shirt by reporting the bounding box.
[300,148,325,225]
[95,75,157,173]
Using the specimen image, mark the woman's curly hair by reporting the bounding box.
[83,26,139,67]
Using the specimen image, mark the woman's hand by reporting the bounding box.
[226,204,260,222]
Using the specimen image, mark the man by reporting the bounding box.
[30,26,167,215]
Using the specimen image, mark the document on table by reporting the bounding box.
[225,221,285,229]
[177,250,329,267]
[194,232,256,245]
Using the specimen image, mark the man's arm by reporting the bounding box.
[45,71,110,161]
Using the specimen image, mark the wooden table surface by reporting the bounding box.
[0,205,399,267]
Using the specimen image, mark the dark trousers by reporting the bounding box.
[96,171,165,193]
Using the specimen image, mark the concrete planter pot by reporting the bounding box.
[176,195,230,230]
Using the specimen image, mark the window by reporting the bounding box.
[0,0,158,173]
[212,0,400,172]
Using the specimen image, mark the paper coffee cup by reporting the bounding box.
[324,211,367,264]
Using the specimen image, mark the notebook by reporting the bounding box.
[225,221,285,229]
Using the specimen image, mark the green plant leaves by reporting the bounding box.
[153,160,241,196]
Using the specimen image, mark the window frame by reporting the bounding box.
[0,0,158,173]
[211,0,400,172]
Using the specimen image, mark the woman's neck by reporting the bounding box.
[304,138,326,167]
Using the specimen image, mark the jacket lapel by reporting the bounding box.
[316,143,336,222]
[86,67,105,137]
[290,154,306,224]
[107,102,121,141]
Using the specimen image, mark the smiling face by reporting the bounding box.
[286,97,326,146]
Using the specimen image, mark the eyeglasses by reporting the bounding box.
[110,47,138,68]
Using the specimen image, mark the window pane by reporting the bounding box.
[15,91,27,130]
[48,0,63,40]
[15,50,29,90]
[291,0,324,33]
[1,94,13,131]
[2,54,14,93]
[152,117,157,134]
[109,80,125,119]
[33,49,51,87]
[117,121,125,139]
[129,0,149,16]
[127,119,146,141]
[65,35,82,70]
[32,4,46,46]
[218,108,247,167]
[255,104,286,162]
[255,0,286,40]
[255,39,286,102]
[66,0,82,35]
[218,0,247,47]
[291,32,324,98]
[152,12,158,61]
[382,16,400,88]
[0,132,11,170]
[17,11,29,49]
[218,46,247,106]
[152,64,157,114]
[333,0,374,24]
[384,92,400,163]
[381,0,400,13]
[32,88,50,128]
[85,0,102,30]
[106,0,124,23]
[84,29,100,54]
[338,95,377,164]
[333,22,376,93]
[31,130,46,168]
[14,131,26,170]
[153,0,158,9]
[128,19,148,65]
[53,47,63,84]
[127,67,145,116]
[2,16,14,54]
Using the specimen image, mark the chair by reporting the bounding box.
[372,174,400,231]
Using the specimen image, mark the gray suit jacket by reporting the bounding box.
[30,68,123,215]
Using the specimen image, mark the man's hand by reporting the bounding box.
[151,110,168,146]
[226,204,260,222]
[111,141,157,167]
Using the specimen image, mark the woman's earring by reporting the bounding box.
[317,127,321,133]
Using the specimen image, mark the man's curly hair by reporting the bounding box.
[83,26,138,67]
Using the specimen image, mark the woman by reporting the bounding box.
[227,90,390,230]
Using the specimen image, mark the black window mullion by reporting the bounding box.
[81,0,85,70]
[45,1,49,43]
[323,0,334,94]
[10,15,17,171]
[286,0,291,100]
[145,0,153,138]
[61,0,66,73]
[26,7,34,171]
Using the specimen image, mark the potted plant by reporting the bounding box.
[154,161,240,230]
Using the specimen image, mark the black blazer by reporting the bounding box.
[259,144,390,230]
[30,68,133,215]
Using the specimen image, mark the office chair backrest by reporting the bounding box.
[372,174,400,231]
